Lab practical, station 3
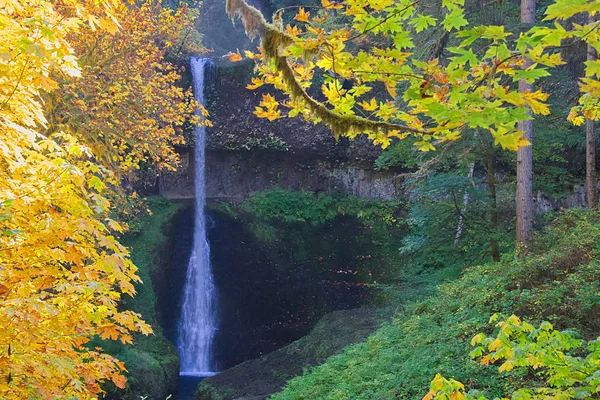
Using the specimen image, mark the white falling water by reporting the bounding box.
[178,57,217,377]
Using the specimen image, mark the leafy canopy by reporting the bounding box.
[0,0,202,398]
[226,0,600,151]
[427,315,600,400]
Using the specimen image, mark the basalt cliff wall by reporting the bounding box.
[159,61,402,202]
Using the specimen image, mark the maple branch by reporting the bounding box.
[351,70,424,79]
[0,55,32,111]
[327,44,343,97]
[345,0,426,42]
[226,0,432,139]
[580,20,600,41]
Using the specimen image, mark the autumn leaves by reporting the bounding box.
[0,1,202,398]
[226,0,600,153]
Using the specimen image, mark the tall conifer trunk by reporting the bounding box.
[487,144,500,262]
[516,0,535,255]
[586,14,597,209]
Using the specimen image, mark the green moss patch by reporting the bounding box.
[195,309,390,400]
[104,197,182,400]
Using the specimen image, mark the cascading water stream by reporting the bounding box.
[178,57,217,377]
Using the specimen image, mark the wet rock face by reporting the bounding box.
[205,61,382,162]
[160,149,402,202]
[203,151,401,202]
[158,57,397,202]
[155,205,375,372]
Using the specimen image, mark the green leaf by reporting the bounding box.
[88,175,105,191]
[410,14,437,33]
[447,47,478,67]
[512,66,550,83]
[442,7,468,31]
[585,60,600,78]
[393,30,414,49]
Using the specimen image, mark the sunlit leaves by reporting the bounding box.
[568,108,586,126]
[423,374,466,400]
[511,65,551,83]
[410,15,437,33]
[0,0,201,398]
[227,0,600,154]
[294,7,310,23]
[429,315,600,399]
[359,98,378,112]
[227,0,576,153]
[585,59,600,78]
[442,7,468,31]
[255,93,282,121]
[493,128,530,151]
[322,0,344,10]
[523,89,551,115]
[544,0,598,21]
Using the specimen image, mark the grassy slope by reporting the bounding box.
[195,309,390,400]
[104,197,182,400]
[271,210,600,400]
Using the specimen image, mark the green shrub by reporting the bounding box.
[244,188,400,225]
[428,315,600,399]
[271,210,600,400]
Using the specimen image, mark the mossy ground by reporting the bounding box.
[103,197,182,400]
[270,210,600,400]
[195,308,391,400]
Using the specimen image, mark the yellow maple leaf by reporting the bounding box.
[226,49,243,62]
[247,77,264,90]
[359,98,378,111]
[322,0,343,9]
[385,81,397,98]
[285,24,302,37]
[294,7,310,22]
[523,89,551,115]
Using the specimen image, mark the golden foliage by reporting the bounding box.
[0,0,203,398]
[226,0,600,150]
[50,0,203,174]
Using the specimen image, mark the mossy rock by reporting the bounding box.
[195,308,390,400]
[104,197,183,400]
[114,347,179,400]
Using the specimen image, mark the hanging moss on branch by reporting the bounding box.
[224,0,595,151]
[225,0,431,145]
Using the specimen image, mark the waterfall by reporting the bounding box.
[178,57,217,377]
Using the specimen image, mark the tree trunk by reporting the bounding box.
[586,14,597,209]
[587,119,597,208]
[487,145,500,262]
[454,162,476,247]
[516,0,535,255]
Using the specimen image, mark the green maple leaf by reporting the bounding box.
[393,30,414,49]
[585,60,600,78]
[513,67,550,83]
[442,7,468,31]
[411,15,437,33]
[448,47,478,67]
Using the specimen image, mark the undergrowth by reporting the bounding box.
[271,209,600,400]
[102,196,182,400]
[242,187,401,225]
